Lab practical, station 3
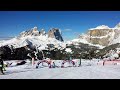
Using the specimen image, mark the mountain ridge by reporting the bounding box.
[75,22,120,46]
[0,27,65,50]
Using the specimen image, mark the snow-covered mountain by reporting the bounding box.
[71,23,120,47]
[89,25,111,30]
[0,27,66,50]
[18,26,63,42]
[1,23,120,51]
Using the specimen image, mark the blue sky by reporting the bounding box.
[0,11,120,40]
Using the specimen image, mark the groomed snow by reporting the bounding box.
[1,60,120,79]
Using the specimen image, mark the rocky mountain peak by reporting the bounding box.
[40,29,46,35]
[17,27,64,42]
[18,26,40,38]
[48,28,64,42]
[78,24,117,46]
[32,26,38,31]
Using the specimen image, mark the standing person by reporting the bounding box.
[31,51,36,66]
[32,57,35,66]
[2,62,6,71]
[0,55,4,75]
[52,62,55,68]
[78,58,81,67]
[103,60,105,66]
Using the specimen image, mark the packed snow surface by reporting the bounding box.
[1,59,120,79]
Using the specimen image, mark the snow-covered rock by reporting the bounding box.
[89,25,111,30]
[73,23,120,46]
[65,48,72,53]
[0,27,66,50]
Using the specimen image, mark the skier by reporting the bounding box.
[52,61,55,68]
[0,55,4,75]
[78,58,81,67]
[2,63,6,71]
[103,60,105,66]
[31,51,36,66]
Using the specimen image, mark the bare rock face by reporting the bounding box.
[18,26,40,37]
[78,23,120,46]
[40,29,46,35]
[48,28,64,42]
[18,27,47,38]
[31,27,40,36]
[87,29,112,37]
[86,29,113,46]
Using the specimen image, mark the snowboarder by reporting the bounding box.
[0,55,4,75]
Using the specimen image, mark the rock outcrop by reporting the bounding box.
[78,23,120,46]
[18,27,63,42]
[48,28,64,42]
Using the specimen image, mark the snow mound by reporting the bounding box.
[71,38,104,49]
[90,25,111,30]
[71,38,89,44]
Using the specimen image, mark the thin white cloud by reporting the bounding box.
[73,32,77,34]
[62,29,72,32]
[73,32,80,35]
[0,36,14,40]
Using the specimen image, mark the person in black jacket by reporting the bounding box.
[0,55,4,75]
